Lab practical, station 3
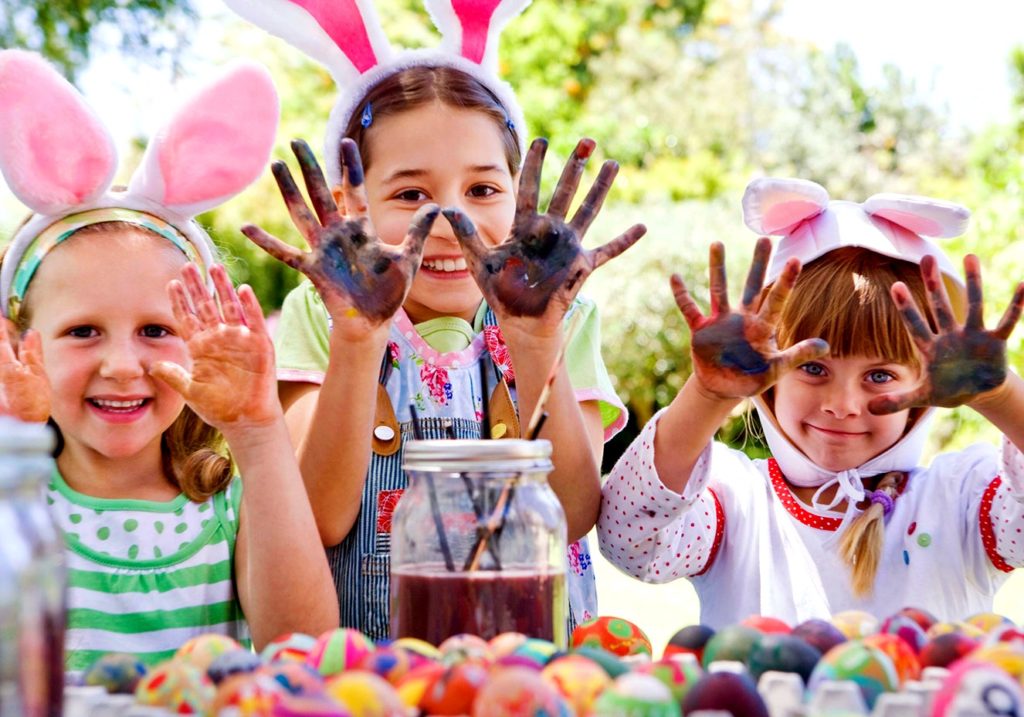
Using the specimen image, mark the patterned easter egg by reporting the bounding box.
[208,648,263,685]
[542,654,612,713]
[259,662,326,697]
[863,633,922,684]
[968,643,1024,683]
[681,670,768,717]
[572,616,652,657]
[807,641,899,709]
[307,628,375,677]
[746,633,822,682]
[831,610,879,639]
[879,614,928,654]
[471,667,572,717]
[928,621,987,640]
[271,693,353,716]
[664,624,715,663]
[135,660,215,713]
[635,656,702,704]
[418,661,490,715]
[921,632,982,668]
[511,638,561,669]
[700,625,760,667]
[593,672,681,717]
[355,646,413,685]
[392,637,441,664]
[965,612,1015,635]
[438,633,493,665]
[791,618,847,656]
[395,663,445,708]
[987,625,1024,648]
[896,606,938,632]
[262,633,318,664]
[571,646,630,678]
[932,659,1024,717]
[324,671,407,717]
[489,632,528,659]
[212,672,284,715]
[176,633,243,672]
[83,652,147,694]
[740,615,791,634]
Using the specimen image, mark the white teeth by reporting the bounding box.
[424,258,467,272]
[92,399,145,410]
[443,259,455,272]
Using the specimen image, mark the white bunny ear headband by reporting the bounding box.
[741,177,970,311]
[0,50,280,320]
[223,0,530,187]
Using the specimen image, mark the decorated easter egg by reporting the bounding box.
[928,621,988,640]
[212,672,283,715]
[878,614,928,654]
[572,616,653,657]
[831,610,879,639]
[863,633,922,684]
[681,670,768,717]
[271,693,353,716]
[208,648,263,685]
[968,643,1024,682]
[542,654,612,713]
[965,612,1015,635]
[987,625,1024,647]
[572,646,630,678]
[395,662,445,708]
[932,659,1024,717]
[663,624,715,663]
[896,606,938,632]
[740,615,791,634]
[324,671,407,717]
[418,661,490,715]
[807,641,899,709]
[746,633,822,682]
[135,660,215,713]
[307,629,375,677]
[510,638,561,669]
[83,652,147,694]
[262,633,318,664]
[472,667,572,717]
[176,633,243,672]
[438,633,492,665]
[593,672,681,716]
[488,632,528,659]
[355,646,413,685]
[260,662,326,697]
[921,632,982,668]
[791,618,847,656]
[635,657,702,704]
[391,637,441,667]
[700,625,760,667]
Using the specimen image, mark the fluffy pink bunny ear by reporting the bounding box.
[863,194,970,238]
[426,0,532,70]
[0,50,117,215]
[223,0,392,84]
[742,177,830,235]
[127,61,280,218]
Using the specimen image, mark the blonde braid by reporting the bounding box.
[838,471,903,597]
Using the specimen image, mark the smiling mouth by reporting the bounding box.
[808,425,867,438]
[422,257,468,273]
[88,398,150,413]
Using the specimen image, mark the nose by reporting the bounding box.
[99,337,146,382]
[820,382,862,419]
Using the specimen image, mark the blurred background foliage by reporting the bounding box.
[5,0,1024,470]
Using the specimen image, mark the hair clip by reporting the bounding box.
[505,117,515,132]
[361,102,373,128]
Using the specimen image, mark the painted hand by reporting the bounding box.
[0,320,49,423]
[149,264,280,431]
[241,139,438,335]
[443,138,645,332]
[673,238,829,400]
[869,254,1024,414]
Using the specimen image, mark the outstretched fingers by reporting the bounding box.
[890,282,935,352]
[17,329,44,373]
[338,139,371,221]
[181,264,220,328]
[168,280,201,342]
[568,160,619,238]
[148,361,193,398]
[868,384,932,415]
[401,204,440,266]
[291,139,338,227]
[547,138,595,220]
[758,256,800,326]
[993,281,1024,341]
[589,223,646,270]
[241,224,307,272]
[271,160,321,245]
[671,273,706,332]
[741,237,771,311]
[515,138,547,224]
[210,265,245,326]
[921,254,958,333]
[237,285,270,337]
[774,337,830,375]
[708,242,730,316]
[443,208,488,264]
[963,254,985,331]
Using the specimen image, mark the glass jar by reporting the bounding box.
[390,439,568,647]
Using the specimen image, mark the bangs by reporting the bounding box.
[775,248,931,369]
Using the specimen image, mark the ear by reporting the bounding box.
[126,61,280,218]
[426,0,532,70]
[223,0,392,84]
[863,194,970,238]
[0,50,117,215]
[742,177,829,235]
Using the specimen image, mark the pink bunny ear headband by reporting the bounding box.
[0,50,280,320]
[223,0,530,187]
[741,177,970,311]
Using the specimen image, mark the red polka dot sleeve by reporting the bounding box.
[980,437,1024,571]
[598,408,724,583]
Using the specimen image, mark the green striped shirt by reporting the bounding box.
[47,471,249,670]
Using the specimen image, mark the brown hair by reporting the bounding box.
[342,65,522,174]
[6,220,232,502]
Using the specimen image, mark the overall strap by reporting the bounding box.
[481,307,520,439]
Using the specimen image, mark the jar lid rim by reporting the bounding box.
[403,438,552,467]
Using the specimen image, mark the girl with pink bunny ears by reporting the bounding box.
[225,0,646,638]
[0,51,337,667]
[599,177,1024,627]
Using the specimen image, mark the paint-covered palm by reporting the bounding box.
[242,139,437,337]
[869,254,1024,414]
[444,138,646,333]
[0,321,49,423]
[673,239,829,400]
[149,264,279,431]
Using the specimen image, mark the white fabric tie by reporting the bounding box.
[810,468,867,513]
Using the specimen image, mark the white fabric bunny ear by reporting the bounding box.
[0,50,117,215]
[863,193,970,239]
[742,177,830,236]
[127,60,280,219]
[426,0,531,71]
[223,0,393,86]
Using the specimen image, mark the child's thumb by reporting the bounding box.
[149,362,192,397]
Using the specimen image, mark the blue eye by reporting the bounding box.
[799,362,825,377]
[868,370,894,384]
